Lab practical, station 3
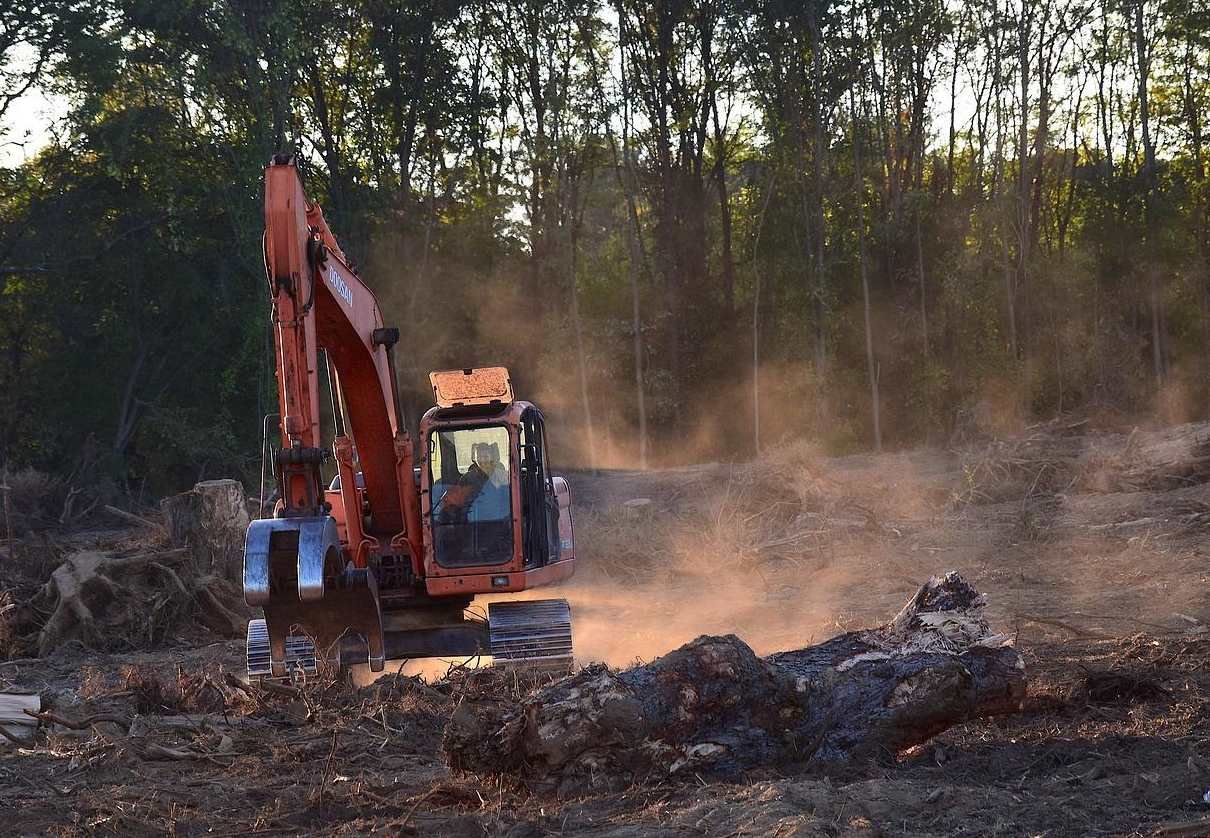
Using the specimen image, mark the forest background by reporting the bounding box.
[1,0,1208,495]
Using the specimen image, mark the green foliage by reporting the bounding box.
[0,0,1208,488]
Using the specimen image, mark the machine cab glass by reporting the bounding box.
[428,425,513,567]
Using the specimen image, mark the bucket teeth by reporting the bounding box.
[488,599,573,668]
[246,618,318,678]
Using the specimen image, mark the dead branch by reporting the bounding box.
[26,708,131,732]
[103,505,163,531]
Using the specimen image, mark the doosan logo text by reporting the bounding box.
[328,267,353,307]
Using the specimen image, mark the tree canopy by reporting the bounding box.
[1,0,1207,490]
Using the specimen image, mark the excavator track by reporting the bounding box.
[246,618,318,678]
[488,599,573,669]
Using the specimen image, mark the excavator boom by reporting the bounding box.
[262,158,420,561]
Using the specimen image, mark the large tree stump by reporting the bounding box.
[161,479,250,583]
[443,572,1025,794]
[23,548,247,656]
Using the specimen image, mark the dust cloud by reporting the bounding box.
[547,443,942,667]
[548,411,1210,667]
[349,411,1210,681]
[348,242,1210,673]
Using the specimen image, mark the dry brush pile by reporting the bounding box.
[1,480,253,659]
[951,419,1210,507]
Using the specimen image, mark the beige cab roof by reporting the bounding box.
[429,367,514,408]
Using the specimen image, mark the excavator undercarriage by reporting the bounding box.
[244,599,573,678]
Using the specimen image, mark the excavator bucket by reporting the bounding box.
[243,516,385,678]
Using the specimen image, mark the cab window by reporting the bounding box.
[428,425,512,567]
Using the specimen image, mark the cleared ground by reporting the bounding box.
[3,418,1210,836]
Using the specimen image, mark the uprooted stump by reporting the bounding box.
[443,572,1025,794]
[24,548,247,657]
[4,481,254,658]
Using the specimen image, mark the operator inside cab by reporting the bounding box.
[465,441,509,520]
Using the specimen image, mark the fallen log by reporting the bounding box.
[443,572,1025,794]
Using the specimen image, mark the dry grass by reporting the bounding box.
[952,420,1210,510]
[726,439,835,520]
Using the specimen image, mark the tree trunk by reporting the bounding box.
[711,96,736,318]
[161,479,251,584]
[113,344,148,458]
[1150,271,1164,383]
[1004,233,1018,360]
[568,201,596,470]
[444,572,1025,795]
[1029,8,1052,256]
[916,211,929,359]
[808,4,828,375]
[946,8,966,195]
[1016,4,1032,359]
[854,96,882,452]
[1133,0,1164,385]
[1057,81,1084,254]
[751,173,777,457]
[617,13,648,468]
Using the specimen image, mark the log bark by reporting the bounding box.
[443,572,1025,794]
[161,479,250,583]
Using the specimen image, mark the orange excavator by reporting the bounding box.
[243,154,575,677]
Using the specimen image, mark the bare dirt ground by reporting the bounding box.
[4,418,1210,836]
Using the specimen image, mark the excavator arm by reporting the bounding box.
[262,155,421,568]
[245,155,421,676]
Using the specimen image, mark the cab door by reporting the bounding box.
[519,407,560,567]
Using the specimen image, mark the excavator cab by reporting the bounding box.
[419,369,575,589]
[428,427,513,566]
[423,406,567,573]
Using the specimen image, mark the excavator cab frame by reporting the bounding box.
[417,396,575,595]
